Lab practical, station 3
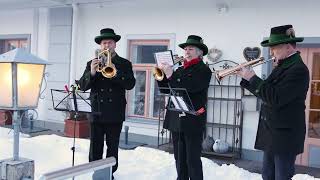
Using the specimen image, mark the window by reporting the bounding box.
[0,39,28,54]
[127,40,169,120]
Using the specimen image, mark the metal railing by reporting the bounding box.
[40,157,116,180]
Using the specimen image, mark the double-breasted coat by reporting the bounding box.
[78,54,135,123]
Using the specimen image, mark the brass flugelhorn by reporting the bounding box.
[153,55,184,81]
[214,57,275,83]
[95,49,117,78]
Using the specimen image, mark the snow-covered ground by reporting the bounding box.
[0,127,318,180]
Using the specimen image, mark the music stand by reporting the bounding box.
[158,84,199,179]
[159,85,197,116]
[51,87,94,167]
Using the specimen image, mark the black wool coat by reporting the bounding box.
[78,54,135,124]
[157,61,212,134]
[240,52,309,154]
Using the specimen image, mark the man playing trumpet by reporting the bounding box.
[156,35,212,180]
[78,28,135,179]
[236,25,309,180]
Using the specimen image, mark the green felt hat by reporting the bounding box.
[179,35,208,56]
[261,25,303,47]
[95,28,121,44]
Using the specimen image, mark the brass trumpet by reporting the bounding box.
[153,55,184,81]
[95,49,117,78]
[214,57,275,83]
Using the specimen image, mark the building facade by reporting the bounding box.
[0,0,319,168]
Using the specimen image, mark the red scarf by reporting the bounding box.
[183,58,201,69]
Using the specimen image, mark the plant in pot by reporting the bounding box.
[64,110,90,138]
[0,110,13,126]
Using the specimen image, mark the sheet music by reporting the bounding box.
[154,50,174,66]
[68,98,92,113]
[170,95,189,111]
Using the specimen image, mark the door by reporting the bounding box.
[295,48,320,167]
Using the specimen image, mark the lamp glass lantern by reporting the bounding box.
[0,48,48,110]
[0,48,48,160]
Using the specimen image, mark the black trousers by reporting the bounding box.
[262,150,297,180]
[89,122,123,175]
[172,131,203,180]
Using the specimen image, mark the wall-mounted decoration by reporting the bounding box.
[243,47,261,61]
[207,48,222,62]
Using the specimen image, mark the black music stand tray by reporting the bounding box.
[159,85,197,116]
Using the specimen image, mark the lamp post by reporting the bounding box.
[0,48,49,179]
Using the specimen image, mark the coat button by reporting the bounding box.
[109,88,112,92]
[255,89,259,93]
[121,77,125,80]
[108,99,112,103]
[177,78,181,82]
[100,99,104,103]
[101,89,104,92]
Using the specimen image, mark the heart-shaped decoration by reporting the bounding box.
[243,47,261,61]
[208,48,222,62]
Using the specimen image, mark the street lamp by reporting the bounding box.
[0,48,48,179]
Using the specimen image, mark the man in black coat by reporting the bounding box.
[157,35,212,180]
[237,25,309,180]
[78,28,135,179]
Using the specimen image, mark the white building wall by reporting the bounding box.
[35,8,51,124]
[0,9,33,35]
[1,1,320,151]
[0,8,48,56]
[74,3,320,78]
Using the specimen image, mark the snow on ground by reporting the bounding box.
[0,127,318,180]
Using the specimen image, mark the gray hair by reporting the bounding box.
[194,46,203,59]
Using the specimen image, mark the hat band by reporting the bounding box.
[269,34,294,43]
[185,39,203,44]
[100,33,116,36]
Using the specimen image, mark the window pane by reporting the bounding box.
[130,45,167,64]
[6,40,19,51]
[312,53,320,80]
[19,40,28,50]
[128,71,146,116]
[0,39,28,53]
[310,82,320,109]
[150,76,166,118]
[0,63,13,107]
[17,64,45,107]
[308,111,320,139]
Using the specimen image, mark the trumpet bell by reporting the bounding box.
[102,65,117,78]
[153,67,164,81]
